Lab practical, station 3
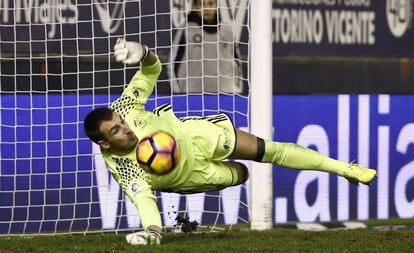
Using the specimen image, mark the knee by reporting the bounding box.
[234,162,249,185]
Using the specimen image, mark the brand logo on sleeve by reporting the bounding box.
[133,90,140,98]
[130,181,144,196]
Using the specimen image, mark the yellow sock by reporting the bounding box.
[261,140,349,176]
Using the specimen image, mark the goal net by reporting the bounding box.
[0,0,250,234]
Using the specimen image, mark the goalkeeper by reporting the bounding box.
[83,39,377,246]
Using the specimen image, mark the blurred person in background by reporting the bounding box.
[170,0,244,94]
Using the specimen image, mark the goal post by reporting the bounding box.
[250,0,274,230]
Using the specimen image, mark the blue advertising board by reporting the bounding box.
[1,94,414,233]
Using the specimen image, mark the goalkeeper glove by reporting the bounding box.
[113,38,149,65]
[125,230,162,246]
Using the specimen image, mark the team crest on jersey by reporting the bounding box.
[134,118,146,128]
[130,180,144,196]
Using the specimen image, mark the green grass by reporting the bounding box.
[1,228,413,253]
[365,218,414,226]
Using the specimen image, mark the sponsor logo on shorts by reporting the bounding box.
[223,128,231,150]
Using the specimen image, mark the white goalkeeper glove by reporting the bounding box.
[125,231,162,246]
[113,38,149,65]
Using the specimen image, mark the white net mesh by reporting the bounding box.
[0,0,250,235]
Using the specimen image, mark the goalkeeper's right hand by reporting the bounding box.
[114,38,149,65]
[125,231,162,246]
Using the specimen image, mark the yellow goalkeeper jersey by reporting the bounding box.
[101,56,197,230]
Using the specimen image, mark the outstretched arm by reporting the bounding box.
[127,188,163,245]
[111,39,162,114]
[101,152,163,245]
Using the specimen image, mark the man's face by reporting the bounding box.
[98,112,138,154]
[195,0,217,24]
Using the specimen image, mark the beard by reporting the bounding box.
[110,136,138,155]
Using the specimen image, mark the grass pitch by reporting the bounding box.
[1,227,413,253]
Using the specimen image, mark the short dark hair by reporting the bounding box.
[83,107,113,144]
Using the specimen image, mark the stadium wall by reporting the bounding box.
[1,94,413,233]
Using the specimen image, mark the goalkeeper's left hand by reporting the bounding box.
[114,38,149,65]
[125,231,162,246]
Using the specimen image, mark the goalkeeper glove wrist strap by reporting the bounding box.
[147,230,162,245]
[141,45,150,62]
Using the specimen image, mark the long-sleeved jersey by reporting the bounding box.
[101,56,200,230]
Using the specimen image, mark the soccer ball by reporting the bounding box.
[136,131,180,174]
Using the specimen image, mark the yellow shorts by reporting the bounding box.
[172,113,239,193]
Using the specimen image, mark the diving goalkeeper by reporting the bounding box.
[83,39,377,246]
